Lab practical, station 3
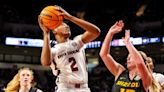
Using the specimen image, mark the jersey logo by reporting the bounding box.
[72,42,77,47]
[116,81,140,87]
[120,77,126,80]
[134,75,141,81]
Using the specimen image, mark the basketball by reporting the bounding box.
[40,6,63,30]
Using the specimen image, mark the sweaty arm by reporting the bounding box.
[100,20,125,77]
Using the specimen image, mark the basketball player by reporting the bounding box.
[38,5,100,92]
[146,57,164,92]
[99,20,152,92]
[5,67,43,92]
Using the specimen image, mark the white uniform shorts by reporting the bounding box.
[55,82,91,92]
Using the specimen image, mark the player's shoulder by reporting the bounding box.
[36,89,43,92]
[73,34,82,40]
[157,73,164,77]
[153,72,164,77]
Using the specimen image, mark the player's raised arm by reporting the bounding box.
[38,16,52,66]
[100,20,125,77]
[122,30,152,91]
[55,5,101,43]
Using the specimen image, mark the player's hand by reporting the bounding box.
[108,20,124,35]
[38,15,50,33]
[54,5,73,20]
[122,29,131,45]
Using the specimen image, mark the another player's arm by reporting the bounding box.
[123,30,152,91]
[38,16,52,66]
[55,6,100,43]
[100,20,125,77]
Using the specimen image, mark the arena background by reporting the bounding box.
[0,0,164,92]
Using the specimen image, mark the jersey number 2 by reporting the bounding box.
[69,57,78,71]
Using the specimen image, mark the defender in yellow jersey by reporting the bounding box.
[100,20,152,92]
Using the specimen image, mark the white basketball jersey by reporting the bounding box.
[50,35,88,84]
[153,72,164,86]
